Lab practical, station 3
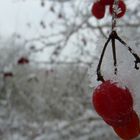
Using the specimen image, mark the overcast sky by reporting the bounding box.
[0,0,51,38]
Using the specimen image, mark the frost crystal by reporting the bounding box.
[113,4,122,15]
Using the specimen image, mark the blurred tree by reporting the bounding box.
[0,0,140,140]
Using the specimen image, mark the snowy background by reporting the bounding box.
[0,0,140,139]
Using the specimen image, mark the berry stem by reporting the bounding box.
[111,38,117,75]
[97,36,111,82]
[96,30,140,82]
[112,0,119,31]
[111,0,119,75]
[115,34,140,70]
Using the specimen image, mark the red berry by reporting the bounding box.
[100,0,114,5]
[103,111,133,127]
[113,111,140,140]
[3,72,13,78]
[91,2,105,19]
[17,57,29,65]
[109,0,126,18]
[92,80,133,127]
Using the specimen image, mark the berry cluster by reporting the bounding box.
[92,80,140,139]
[91,0,126,19]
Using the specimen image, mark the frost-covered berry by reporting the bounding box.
[100,0,114,5]
[113,111,140,140]
[91,2,105,19]
[109,0,126,18]
[92,80,133,127]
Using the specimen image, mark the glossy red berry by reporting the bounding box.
[113,111,140,140]
[110,0,126,18]
[103,111,133,127]
[92,80,133,127]
[91,2,105,19]
[100,0,114,5]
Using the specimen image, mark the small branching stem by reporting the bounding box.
[116,34,140,70]
[96,0,140,82]
[96,36,111,82]
[112,0,119,31]
[111,38,117,75]
[96,31,140,82]
[111,0,119,75]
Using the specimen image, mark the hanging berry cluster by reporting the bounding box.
[93,81,140,139]
[91,0,126,19]
[90,0,140,139]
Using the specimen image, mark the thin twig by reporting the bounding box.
[115,34,140,70]
[111,0,119,75]
[111,38,117,74]
[112,0,119,31]
[96,36,111,82]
